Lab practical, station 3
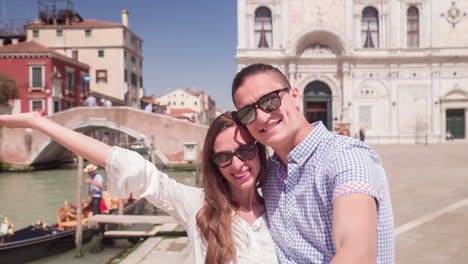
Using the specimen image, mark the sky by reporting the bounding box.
[2,0,238,111]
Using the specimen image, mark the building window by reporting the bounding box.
[139,60,142,68]
[85,29,92,37]
[124,50,127,58]
[32,30,39,38]
[66,72,74,93]
[407,6,420,48]
[131,56,136,64]
[139,76,143,88]
[30,100,44,112]
[98,50,104,57]
[131,72,137,86]
[96,70,107,83]
[30,66,43,88]
[124,69,128,82]
[181,101,184,106]
[173,101,176,106]
[56,30,63,37]
[194,102,197,106]
[53,100,61,113]
[255,7,272,48]
[361,7,379,48]
[81,74,89,95]
[359,106,373,129]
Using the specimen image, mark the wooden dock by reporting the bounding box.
[87,214,181,239]
[103,223,180,239]
[88,215,176,229]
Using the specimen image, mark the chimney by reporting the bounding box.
[122,9,129,28]
[72,50,78,61]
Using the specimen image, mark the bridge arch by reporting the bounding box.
[0,107,209,168]
[32,119,169,166]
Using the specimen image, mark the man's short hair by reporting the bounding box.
[231,63,291,107]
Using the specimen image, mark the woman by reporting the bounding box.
[0,111,278,264]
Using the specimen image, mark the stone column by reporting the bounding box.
[389,65,399,143]
[341,62,352,126]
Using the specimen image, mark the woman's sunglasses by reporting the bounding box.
[233,87,290,125]
[211,141,257,168]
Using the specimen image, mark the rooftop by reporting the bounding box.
[27,19,123,28]
[0,40,89,67]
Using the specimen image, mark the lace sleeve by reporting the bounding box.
[105,146,204,224]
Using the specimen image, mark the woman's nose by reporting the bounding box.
[230,155,244,169]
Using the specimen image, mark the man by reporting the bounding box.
[104,99,112,107]
[231,63,394,263]
[84,163,103,216]
[144,103,153,113]
[360,127,366,142]
[85,95,97,107]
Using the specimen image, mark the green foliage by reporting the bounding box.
[0,72,18,105]
[109,240,143,264]
[89,234,104,253]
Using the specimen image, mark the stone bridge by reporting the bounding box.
[0,107,209,168]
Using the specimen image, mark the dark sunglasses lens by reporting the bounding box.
[259,92,281,112]
[237,106,256,125]
[236,143,256,161]
[212,153,232,167]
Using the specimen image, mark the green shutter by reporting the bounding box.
[32,67,42,87]
[67,72,74,92]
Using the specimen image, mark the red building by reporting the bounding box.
[0,41,90,114]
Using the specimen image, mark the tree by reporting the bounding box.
[0,72,18,106]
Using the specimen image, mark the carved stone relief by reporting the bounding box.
[441,1,467,28]
[300,43,336,57]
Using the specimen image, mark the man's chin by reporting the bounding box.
[258,134,284,148]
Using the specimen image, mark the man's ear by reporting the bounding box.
[290,87,302,110]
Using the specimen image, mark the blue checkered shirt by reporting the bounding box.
[263,122,394,263]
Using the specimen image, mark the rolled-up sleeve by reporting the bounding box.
[329,143,384,204]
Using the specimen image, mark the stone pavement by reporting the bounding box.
[372,143,468,263]
[120,236,193,264]
[124,143,468,263]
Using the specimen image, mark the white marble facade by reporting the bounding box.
[236,0,468,143]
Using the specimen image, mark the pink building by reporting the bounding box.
[0,41,90,114]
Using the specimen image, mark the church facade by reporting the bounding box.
[236,0,468,143]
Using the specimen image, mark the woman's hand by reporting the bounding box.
[0,111,110,167]
[0,112,42,129]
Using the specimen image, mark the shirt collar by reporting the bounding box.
[287,121,329,166]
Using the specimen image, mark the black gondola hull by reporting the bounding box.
[0,227,93,264]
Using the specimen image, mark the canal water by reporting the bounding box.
[0,166,197,229]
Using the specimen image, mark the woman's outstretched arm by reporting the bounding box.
[0,112,110,167]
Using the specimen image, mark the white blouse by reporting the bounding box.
[105,146,279,264]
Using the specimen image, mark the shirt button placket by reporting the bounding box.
[285,164,297,255]
[285,168,294,249]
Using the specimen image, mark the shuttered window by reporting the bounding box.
[32,67,42,88]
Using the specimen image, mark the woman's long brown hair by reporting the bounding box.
[196,112,267,264]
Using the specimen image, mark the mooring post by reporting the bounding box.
[75,156,84,257]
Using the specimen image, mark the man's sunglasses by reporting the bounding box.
[211,141,257,168]
[233,87,290,125]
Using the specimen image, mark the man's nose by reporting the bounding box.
[254,106,270,124]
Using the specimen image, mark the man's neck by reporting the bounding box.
[274,124,313,165]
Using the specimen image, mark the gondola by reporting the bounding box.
[0,199,142,264]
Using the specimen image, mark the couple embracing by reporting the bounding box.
[0,63,394,264]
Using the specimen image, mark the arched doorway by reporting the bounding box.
[446,109,465,139]
[303,81,332,129]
